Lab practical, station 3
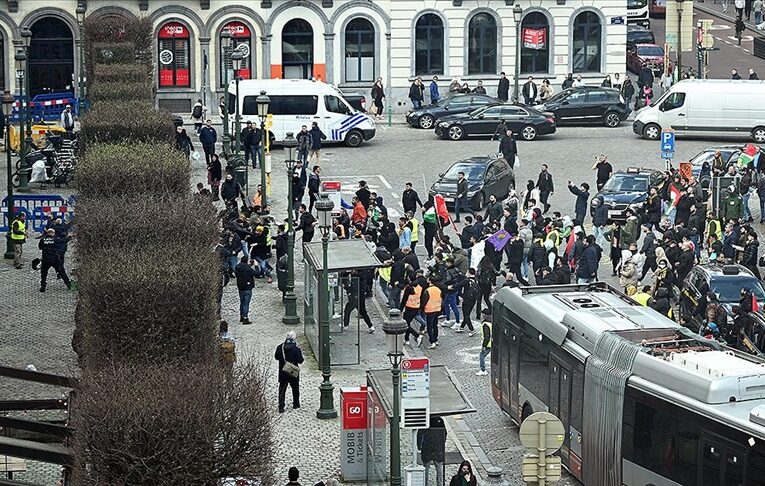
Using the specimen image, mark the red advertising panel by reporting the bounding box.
[522,28,547,50]
[159,21,188,39]
[222,21,251,38]
[341,387,368,430]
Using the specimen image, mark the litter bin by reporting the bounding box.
[340,386,368,481]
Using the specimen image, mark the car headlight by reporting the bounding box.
[438,121,449,127]
[629,202,645,210]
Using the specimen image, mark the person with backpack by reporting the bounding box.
[234,256,259,324]
[191,99,206,134]
[456,268,480,336]
[275,331,304,413]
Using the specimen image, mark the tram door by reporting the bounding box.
[504,325,520,420]
[549,354,572,465]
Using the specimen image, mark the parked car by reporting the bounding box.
[434,104,556,141]
[405,94,500,129]
[627,24,656,50]
[627,43,666,75]
[341,91,367,113]
[649,0,666,17]
[690,145,765,187]
[591,167,664,222]
[429,156,514,210]
[534,87,631,127]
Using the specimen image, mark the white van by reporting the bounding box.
[632,79,765,143]
[227,79,375,147]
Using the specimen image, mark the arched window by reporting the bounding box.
[282,19,313,79]
[414,14,443,75]
[220,21,253,85]
[158,21,190,88]
[520,13,549,74]
[467,13,497,75]
[572,11,602,73]
[29,17,74,95]
[345,17,374,82]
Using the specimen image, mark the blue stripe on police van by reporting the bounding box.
[338,113,366,130]
[333,116,367,140]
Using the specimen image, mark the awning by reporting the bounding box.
[303,239,383,272]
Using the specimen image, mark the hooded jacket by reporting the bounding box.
[275,340,304,382]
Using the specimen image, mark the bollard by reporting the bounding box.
[387,104,392,127]
[484,466,510,486]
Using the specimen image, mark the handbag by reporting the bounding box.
[281,344,300,378]
[369,104,378,115]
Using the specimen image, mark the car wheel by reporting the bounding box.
[604,111,621,128]
[643,123,661,140]
[520,125,537,141]
[345,129,363,148]
[448,125,465,141]
[752,126,765,143]
[419,114,435,129]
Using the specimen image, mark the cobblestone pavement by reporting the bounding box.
[2,121,763,485]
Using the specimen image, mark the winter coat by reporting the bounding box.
[274,340,304,382]
[676,249,695,285]
[409,82,424,102]
[497,77,510,101]
[619,251,638,289]
[199,126,217,145]
[568,185,590,219]
[529,240,547,270]
[723,195,743,221]
[593,202,608,227]
[576,243,600,279]
[308,127,327,150]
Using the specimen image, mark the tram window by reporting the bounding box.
[702,444,723,485]
[724,451,744,486]
[674,416,700,483]
[519,334,549,403]
[570,365,584,432]
[629,397,680,481]
[747,447,765,485]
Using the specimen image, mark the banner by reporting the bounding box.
[522,28,547,50]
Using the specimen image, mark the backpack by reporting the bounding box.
[466,278,481,300]
[192,104,203,119]
[220,339,236,363]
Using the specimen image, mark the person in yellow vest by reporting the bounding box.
[632,285,653,307]
[421,276,444,349]
[705,211,723,247]
[10,212,27,269]
[407,211,420,251]
[476,308,492,376]
[400,270,428,347]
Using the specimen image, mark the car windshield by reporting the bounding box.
[601,174,649,192]
[637,46,664,57]
[443,163,486,181]
[712,278,765,302]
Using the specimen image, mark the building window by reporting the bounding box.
[521,12,549,74]
[572,11,602,73]
[158,21,190,88]
[282,19,313,79]
[220,21,253,86]
[344,17,374,83]
[467,13,497,75]
[414,13,443,75]
[29,17,74,96]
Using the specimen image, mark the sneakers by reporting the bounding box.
[416,335,423,347]
[39,285,45,293]
[242,318,252,325]
[468,331,476,337]
[475,370,489,376]
[451,323,461,331]
[404,340,410,346]
[440,319,451,327]
[369,326,375,333]
[454,328,464,333]
[428,343,437,349]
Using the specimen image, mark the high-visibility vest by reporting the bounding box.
[10,220,25,241]
[406,285,422,309]
[410,218,420,242]
[423,286,442,313]
[378,266,392,282]
[706,219,722,241]
[546,230,560,248]
[481,320,493,348]
[633,292,652,306]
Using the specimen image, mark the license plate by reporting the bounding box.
[443,197,454,203]
[608,210,622,218]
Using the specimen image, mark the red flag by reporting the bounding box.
[669,183,682,207]
[753,294,760,312]
[565,230,576,268]
[434,194,450,222]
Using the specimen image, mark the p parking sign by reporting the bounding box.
[661,129,675,160]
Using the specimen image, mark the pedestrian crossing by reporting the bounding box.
[327,174,402,219]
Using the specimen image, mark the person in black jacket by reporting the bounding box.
[741,232,760,279]
[235,256,259,324]
[275,331,304,413]
[402,182,423,215]
[295,204,316,242]
[174,126,194,158]
[645,188,662,229]
[342,269,375,331]
[567,181,590,225]
[639,224,657,281]
[307,165,321,213]
[199,119,217,165]
[576,235,600,284]
[409,77,425,109]
[497,72,510,102]
[498,129,518,168]
[536,164,554,214]
[241,120,263,169]
[220,173,244,209]
[417,416,447,486]
[675,242,695,287]
[38,228,71,292]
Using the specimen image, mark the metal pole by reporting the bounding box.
[78,24,85,115]
[4,112,15,260]
[221,48,231,159]
[390,362,402,486]
[537,418,547,486]
[260,119,268,208]
[17,71,28,191]
[234,74,246,195]
[676,5,683,76]
[316,232,337,419]
[513,23,521,103]
[283,160,300,324]
[17,73,25,168]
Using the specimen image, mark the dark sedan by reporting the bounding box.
[434,104,556,141]
[534,87,630,127]
[405,94,500,129]
[429,156,514,210]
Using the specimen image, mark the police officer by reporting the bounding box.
[38,228,71,292]
[476,308,492,376]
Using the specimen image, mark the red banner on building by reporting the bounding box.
[222,21,251,38]
[522,27,547,50]
[159,21,188,39]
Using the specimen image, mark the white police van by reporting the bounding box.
[227,79,375,147]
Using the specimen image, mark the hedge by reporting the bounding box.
[89,81,154,103]
[76,143,190,199]
[77,244,219,367]
[91,42,137,65]
[84,17,153,89]
[93,63,151,84]
[79,101,175,148]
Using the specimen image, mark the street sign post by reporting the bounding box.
[519,412,565,485]
[661,129,675,170]
[400,357,430,429]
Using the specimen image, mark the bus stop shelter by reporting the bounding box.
[365,365,476,485]
[302,239,382,366]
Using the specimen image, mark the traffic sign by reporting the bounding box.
[519,412,565,456]
[661,130,675,152]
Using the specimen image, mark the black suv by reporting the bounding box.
[534,87,631,127]
[627,24,655,50]
[405,94,500,129]
[591,167,664,222]
[680,264,765,333]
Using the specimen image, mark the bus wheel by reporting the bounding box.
[521,403,533,422]
[345,129,364,148]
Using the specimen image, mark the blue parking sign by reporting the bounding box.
[661,130,675,153]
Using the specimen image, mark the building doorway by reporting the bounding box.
[29,17,74,96]
[282,19,313,79]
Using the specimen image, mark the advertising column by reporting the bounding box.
[340,386,368,481]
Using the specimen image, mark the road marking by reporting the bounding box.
[743,48,751,53]
[378,174,393,189]
[391,192,399,199]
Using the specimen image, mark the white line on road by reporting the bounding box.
[377,174,393,189]
[391,192,399,199]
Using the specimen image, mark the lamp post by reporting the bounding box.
[676,0,685,77]
[512,4,523,104]
[21,27,32,154]
[231,50,247,193]
[383,309,407,486]
[315,194,337,420]
[3,90,16,260]
[255,90,270,209]
[220,30,232,159]
[76,3,86,116]
[14,50,28,191]
[282,132,300,325]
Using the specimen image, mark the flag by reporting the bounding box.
[434,194,450,222]
[753,294,760,312]
[487,229,511,251]
[565,229,577,268]
[738,144,758,168]
[669,183,682,207]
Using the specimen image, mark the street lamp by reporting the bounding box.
[383,309,407,486]
[315,194,337,420]
[3,90,16,260]
[255,90,270,209]
[676,0,685,77]
[220,30,232,158]
[231,50,247,193]
[76,3,86,116]
[282,132,300,325]
[512,4,523,104]
[14,50,28,191]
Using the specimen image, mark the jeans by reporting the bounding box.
[241,241,250,260]
[226,255,238,274]
[253,256,271,277]
[522,248,530,280]
[760,195,765,222]
[202,143,215,165]
[423,460,444,486]
[667,206,677,225]
[411,99,422,109]
[479,347,491,371]
[239,289,252,319]
[743,190,752,220]
[454,196,470,222]
[577,277,595,284]
[443,292,460,322]
[389,286,402,309]
[425,312,440,343]
[379,279,391,302]
[298,148,308,165]
[248,144,264,168]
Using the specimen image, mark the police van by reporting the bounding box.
[227,79,375,147]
